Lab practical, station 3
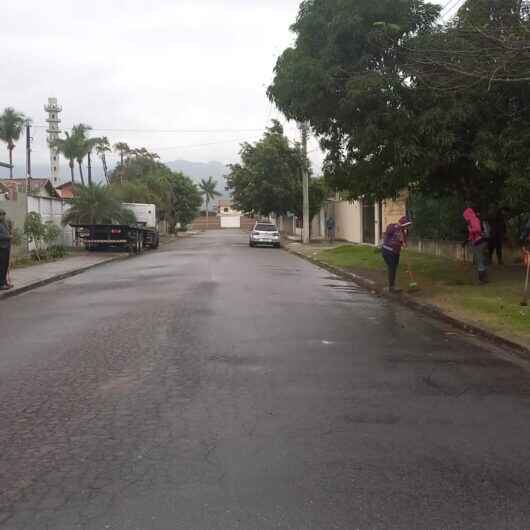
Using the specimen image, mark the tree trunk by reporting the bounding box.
[78,162,85,186]
[102,154,108,183]
[206,198,209,228]
[8,147,13,179]
[69,160,75,183]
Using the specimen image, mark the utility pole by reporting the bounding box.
[25,121,32,193]
[299,121,310,244]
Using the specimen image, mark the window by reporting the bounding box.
[224,207,229,213]
[255,224,276,232]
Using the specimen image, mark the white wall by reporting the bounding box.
[27,195,74,247]
[333,200,362,243]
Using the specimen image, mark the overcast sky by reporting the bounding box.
[2,0,448,178]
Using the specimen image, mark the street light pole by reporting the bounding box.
[299,121,310,244]
[25,121,32,193]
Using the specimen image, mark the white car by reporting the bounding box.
[249,222,281,248]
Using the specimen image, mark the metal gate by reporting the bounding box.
[362,199,375,244]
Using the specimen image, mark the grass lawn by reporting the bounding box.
[316,245,530,348]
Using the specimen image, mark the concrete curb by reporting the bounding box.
[287,246,530,358]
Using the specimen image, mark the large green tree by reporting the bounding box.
[108,147,165,184]
[0,108,27,179]
[164,172,203,233]
[401,0,530,212]
[226,121,307,218]
[268,0,440,202]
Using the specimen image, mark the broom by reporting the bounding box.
[404,252,419,292]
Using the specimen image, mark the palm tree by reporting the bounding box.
[62,183,136,226]
[95,137,111,183]
[51,132,79,184]
[72,124,92,186]
[113,142,130,184]
[113,142,130,166]
[0,108,27,179]
[84,137,101,186]
[199,176,222,226]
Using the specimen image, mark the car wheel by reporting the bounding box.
[249,242,255,247]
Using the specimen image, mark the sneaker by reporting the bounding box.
[0,285,12,291]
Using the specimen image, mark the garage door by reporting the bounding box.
[220,215,241,228]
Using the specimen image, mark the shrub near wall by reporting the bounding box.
[408,193,467,241]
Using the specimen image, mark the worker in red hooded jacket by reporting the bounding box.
[463,206,489,284]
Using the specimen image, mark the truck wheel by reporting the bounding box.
[151,233,160,249]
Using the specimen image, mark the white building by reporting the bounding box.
[44,97,62,186]
[217,198,243,228]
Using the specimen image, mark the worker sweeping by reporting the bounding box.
[381,216,412,293]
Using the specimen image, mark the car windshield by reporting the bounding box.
[255,224,276,232]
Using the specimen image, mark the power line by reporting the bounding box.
[31,124,299,134]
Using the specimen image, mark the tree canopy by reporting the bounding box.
[268,0,530,215]
[62,184,136,226]
[227,121,308,218]
[108,152,202,233]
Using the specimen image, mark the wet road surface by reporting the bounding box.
[2,230,530,529]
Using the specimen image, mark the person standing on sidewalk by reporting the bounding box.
[381,216,412,293]
[487,208,507,265]
[464,206,489,284]
[326,216,335,244]
[0,209,12,290]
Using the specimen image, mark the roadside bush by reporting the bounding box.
[47,245,67,259]
[24,212,62,261]
[408,193,467,241]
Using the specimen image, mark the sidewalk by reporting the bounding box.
[286,240,530,355]
[1,252,126,300]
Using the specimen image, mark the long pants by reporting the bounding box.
[471,241,488,273]
[0,247,10,287]
[382,249,400,288]
[488,237,503,264]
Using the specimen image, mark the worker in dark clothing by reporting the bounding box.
[488,209,507,265]
[381,216,412,292]
[0,209,12,290]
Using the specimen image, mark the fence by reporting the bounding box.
[0,193,73,256]
[407,238,520,263]
[27,195,74,247]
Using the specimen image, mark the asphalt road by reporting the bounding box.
[2,230,530,530]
